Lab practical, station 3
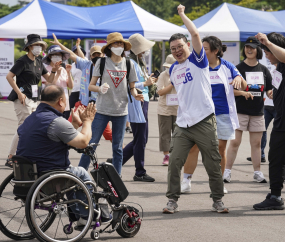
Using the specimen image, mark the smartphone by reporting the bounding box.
[136,88,143,94]
[153,70,160,78]
[60,62,66,69]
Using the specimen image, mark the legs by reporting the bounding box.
[219,140,228,175]
[183,145,199,174]
[78,113,109,170]
[110,115,127,175]
[249,132,263,171]
[226,130,243,170]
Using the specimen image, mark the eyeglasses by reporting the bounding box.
[113,41,124,46]
[170,43,186,53]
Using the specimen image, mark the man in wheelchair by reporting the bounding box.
[16,84,111,226]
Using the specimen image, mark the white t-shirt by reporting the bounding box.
[169,48,214,128]
[71,62,82,92]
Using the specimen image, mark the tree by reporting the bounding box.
[67,0,119,7]
[0,3,21,19]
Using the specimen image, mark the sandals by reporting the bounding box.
[5,158,13,168]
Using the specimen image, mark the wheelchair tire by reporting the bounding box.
[116,208,141,238]
[25,171,94,242]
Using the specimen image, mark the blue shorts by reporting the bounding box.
[216,114,235,140]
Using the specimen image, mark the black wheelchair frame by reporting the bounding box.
[0,143,142,241]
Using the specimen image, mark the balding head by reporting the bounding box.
[41,85,66,113]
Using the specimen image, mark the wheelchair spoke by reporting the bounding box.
[16,215,26,235]
[54,214,61,239]
[0,206,23,214]
[4,206,22,228]
[0,196,19,202]
[60,214,69,239]
[8,182,15,187]
[34,210,44,223]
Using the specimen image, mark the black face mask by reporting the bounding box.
[92,57,100,64]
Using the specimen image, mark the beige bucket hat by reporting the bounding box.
[163,54,176,68]
[101,32,132,54]
[90,45,102,56]
[128,34,155,55]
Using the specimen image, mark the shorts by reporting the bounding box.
[216,114,235,140]
[237,113,265,132]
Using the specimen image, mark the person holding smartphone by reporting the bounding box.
[41,45,74,119]
[121,33,157,182]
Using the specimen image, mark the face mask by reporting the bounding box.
[51,55,62,64]
[142,50,150,58]
[92,57,100,65]
[111,47,124,56]
[31,46,42,56]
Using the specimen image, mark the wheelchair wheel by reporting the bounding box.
[0,172,55,240]
[116,208,141,238]
[25,171,94,242]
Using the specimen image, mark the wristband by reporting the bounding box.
[130,87,135,90]
[51,71,56,74]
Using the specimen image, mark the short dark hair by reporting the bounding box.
[41,85,64,103]
[202,36,227,57]
[104,45,125,58]
[242,45,263,60]
[169,33,187,45]
[261,32,285,52]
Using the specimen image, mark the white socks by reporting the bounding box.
[183,173,192,182]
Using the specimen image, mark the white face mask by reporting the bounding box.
[51,55,62,64]
[111,47,124,56]
[31,46,42,56]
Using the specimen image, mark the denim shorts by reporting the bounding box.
[216,114,235,140]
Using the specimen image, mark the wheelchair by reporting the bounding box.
[0,143,142,241]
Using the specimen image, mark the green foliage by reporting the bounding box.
[0,3,21,19]
[67,0,119,7]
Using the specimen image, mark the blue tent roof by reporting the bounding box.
[182,3,285,41]
[0,0,188,40]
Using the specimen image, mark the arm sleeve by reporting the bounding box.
[226,61,242,82]
[156,71,166,91]
[128,60,139,83]
[189,47,208,69]
[264,66,273,91]
[10,59,25,76]
[47,117,79,144]
[76,56,91,72]
[93,58,101,77]
[42,63,48,75]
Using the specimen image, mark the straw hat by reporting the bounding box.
[90,45,102,56]
[101,32,132,54]
[129,34,155,55]
[23,34,47,52]
[163,54,176,68]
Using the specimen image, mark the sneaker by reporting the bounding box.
[253,193,284,210]
[106,158,113,164]
[77,217,96,226]
[224,186,228,194]
[211,200,229,213]
[162,155,169,166]
[181,179,191,194]
[223,169,231,183]
[253,171,267,183]
[101,214,113,224]
[247,157,266,163]
[162,199,179,214]
[125,127,132,133]
[133,173,155,182]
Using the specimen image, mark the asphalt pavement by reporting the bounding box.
[0,100,283,242]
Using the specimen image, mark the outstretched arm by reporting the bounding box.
[178,4,202,54]
[76,38,85,59]
[255,33,285,63]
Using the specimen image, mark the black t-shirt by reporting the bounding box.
[10,55,48,99]
[235,61,272,116]
[273,62,285,131]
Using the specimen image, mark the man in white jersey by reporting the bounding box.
[163,5,229,214]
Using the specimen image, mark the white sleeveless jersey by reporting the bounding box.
[169,48,215,128]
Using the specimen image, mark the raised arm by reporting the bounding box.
[178,4,202,54]
[50,33,78,63]
[76,38,85,59]
[256,33,285,63]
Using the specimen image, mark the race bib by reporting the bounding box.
[166,94,178,106]
[31,85,38,98]
[249,91,261,97]
[173,67,186,86]
[210,71,222,84]
[272,70,282,90]
[245,72,264,85]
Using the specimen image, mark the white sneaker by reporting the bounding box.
[253,171,267,183]
[224,186,228,194]
[181,179,191,193]
[223,169,231,183]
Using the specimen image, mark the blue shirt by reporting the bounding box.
[76,57,97,106]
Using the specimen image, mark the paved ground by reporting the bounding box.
[0,100,283,242]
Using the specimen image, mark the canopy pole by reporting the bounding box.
[161,40,165,71]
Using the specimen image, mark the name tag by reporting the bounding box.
[31,85,38,98]
[272,70,282,90]
[173,67,186,85]
[210,71,222,84]
[245,72,264,85]
[166,94,178,106]
[249,92,261,97]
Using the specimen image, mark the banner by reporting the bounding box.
[0,39,14,98]
[222,42,240,66]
